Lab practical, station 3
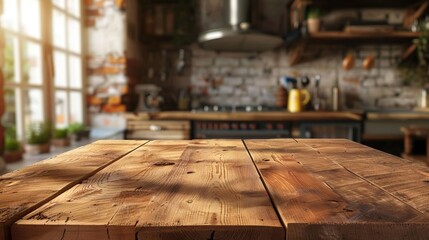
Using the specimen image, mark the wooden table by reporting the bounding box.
[1,139,429,240]
[401,126,429,166]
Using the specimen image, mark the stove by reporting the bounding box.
[191,105,290,139]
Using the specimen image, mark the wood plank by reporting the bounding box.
[287,223,429,240]
[402,154,428,165]
[300,139,429,214]
[0,140,147,240]
[245,139,429,240]
[367,112,429,120]
[404,2,429,28]
[124,112,150,121]
[292,0,421,8]
[309,31,420,40]
[13,140,284,240]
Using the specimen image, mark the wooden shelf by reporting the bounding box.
[308,31,420,40]
[290,0,424,8]
[287,31,421,65]
[286,0,428,66]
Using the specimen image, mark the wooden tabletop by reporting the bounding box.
[1,139,429,240]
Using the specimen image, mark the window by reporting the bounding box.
[52,0,84,128]
[2,0,84,139]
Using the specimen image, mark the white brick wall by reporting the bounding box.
[223,77,243,86]
[214,58,240,67]
[192,58,213,67]
[190,45,422,109]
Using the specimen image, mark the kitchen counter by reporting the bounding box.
[363,110,429,141]
[126,111,364,121]
[366,111,429,120]
[2,139,429,240]
[127,110,429,121]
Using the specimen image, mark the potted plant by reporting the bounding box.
[51,128,71,148]
[68,123,90,142]
[4,126,23,163]
[397,22,429,108]
[307,8,322,33]
[25,122,52,154]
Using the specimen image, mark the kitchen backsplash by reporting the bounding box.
[190,44,421,110]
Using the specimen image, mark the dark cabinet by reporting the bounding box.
[192,121,291,139]
[136,0,196,45]
[300,121,362,142]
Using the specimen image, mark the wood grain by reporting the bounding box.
[287,223,429,240]
[0,140,147,240]
[300,139,429,214]
[13,140,284,240]
[245,139,429,240]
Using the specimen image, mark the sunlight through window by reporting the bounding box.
[2,0,84,139]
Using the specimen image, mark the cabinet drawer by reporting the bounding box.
[127,120,190,131]
[126,130,190,140]
[126,120,190,140]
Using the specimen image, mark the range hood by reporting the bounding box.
[198,0,283,52]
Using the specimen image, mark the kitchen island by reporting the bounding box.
[1,139,429,240]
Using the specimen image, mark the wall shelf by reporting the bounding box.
[308,31,420,40]
[289,0,425,9]
[286,0,427,66]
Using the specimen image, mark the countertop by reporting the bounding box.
[2,139,429,240]
[126,110,429,122]
[366,111,429,120]
[126,111,364,121]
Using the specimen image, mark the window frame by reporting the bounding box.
[50,1,86,128]
[2,0,86,139]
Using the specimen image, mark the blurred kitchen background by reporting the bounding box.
[1,0,429,173]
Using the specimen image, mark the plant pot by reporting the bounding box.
[307,18,321,33]
[51,138,71,148]
[4,150,23,163]
[25,143,51,154]
[71,129,90,142]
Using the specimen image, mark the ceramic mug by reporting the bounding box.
[288,89,311,113]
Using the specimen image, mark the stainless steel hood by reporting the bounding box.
[198,0,283,52]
